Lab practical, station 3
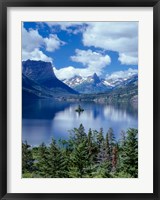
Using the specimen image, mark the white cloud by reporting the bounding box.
[118,53,138,65]
[54,65,99,80]
[43,22,138,65]
[54,49,111,80]
[71,49,111,68]
[45,22,86,34]
[22,26,64,62]
[54,66,80,80]
[22,26,44,52]
[44,34,65,52]
[22,48,53,63]
[106,68,138,81]
[82,22,138,65]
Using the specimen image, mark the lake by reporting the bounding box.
[22,99,138,146]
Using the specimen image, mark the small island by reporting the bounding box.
[75,105,84,113]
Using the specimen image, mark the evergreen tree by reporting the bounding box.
[22,141,34,173]
[96,128,104,149]
[96,132,112,176]
[117,130,126,173]
[69,139,91,177]
[87,128,97,162]
[122,128,138,177]
[47,138,68,178]
[37,142,49,177]
[107,128,115,151]
[74,123,87,143]
[68,125,92,177]
[111,145,118,172]
[120,130,126,146]
[22,126,138,178]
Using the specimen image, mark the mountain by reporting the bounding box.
[22,60,138,105]
[103,73,138,88]
[71,74,138,105]
[111,74,138,89]
[22,73,54,99]
[22,60,78,99]
[63,73,112,94]
[63,72,138,94]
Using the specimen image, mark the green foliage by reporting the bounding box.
[123,128,138,177]
[47,138,68,178]
[22,141,34,173]
[22,172,34,178]
[36,142,50,177]
[22,126,138,178]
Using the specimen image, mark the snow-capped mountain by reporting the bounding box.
[63,73,100,87]
[63,73,112,94]
[63,72,138,94]
[103,73,138,87]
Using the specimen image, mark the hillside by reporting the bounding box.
[22,60,78,99]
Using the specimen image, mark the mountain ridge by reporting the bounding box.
[22,60,78,99]
[63,72,138,94]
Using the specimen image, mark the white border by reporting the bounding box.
[7,7,153,193]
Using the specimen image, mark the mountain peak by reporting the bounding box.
[22,60,56,83]
[92,73,100,84]
[93,72,98,77]
[22,60,78,95]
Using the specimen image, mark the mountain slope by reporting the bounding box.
[22,73,54,99]
[22,60,78,97]
[61,74,138,106]
[93,74,138,104]
[63,72,138,95]
[64,73,112,94]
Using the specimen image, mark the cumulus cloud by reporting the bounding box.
[22,48,53,63]
[44,34,65,52]
[46,22,84,29]
[71,49,111,68]
[22,26,64,62]
[54,65,100,80]
[106,68,138,81]
[82,22,138,65]
[118,53,138,65]
[43,22,138,65]
[22,26,44,52]
[45,22,87,34]
[54,66,81,80]
[54,49,111,80]
[45,22,138,65]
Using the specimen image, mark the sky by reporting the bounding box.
[22,22,138,80]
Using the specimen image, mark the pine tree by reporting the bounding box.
[122,128,138,177]
[69,139,91,177]
[120,130,126,146]
[96,128,104,149]
[22,141,34,173]
[117,130,126,173]
[87,128,97,161]
[107,128,115,151]
[37,142,49,177]
[96,131,113,176]
[22,126,138,178]
[47,138,68,178]
[111,145,118,172]
[96,128,105,164]
[68,125,92,178]
[71,124,87,144]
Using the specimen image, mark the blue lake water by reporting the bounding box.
[22,99,138,146]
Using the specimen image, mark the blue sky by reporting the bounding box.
[22,22,138,80]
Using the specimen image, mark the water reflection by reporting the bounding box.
[22,99,138,146]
